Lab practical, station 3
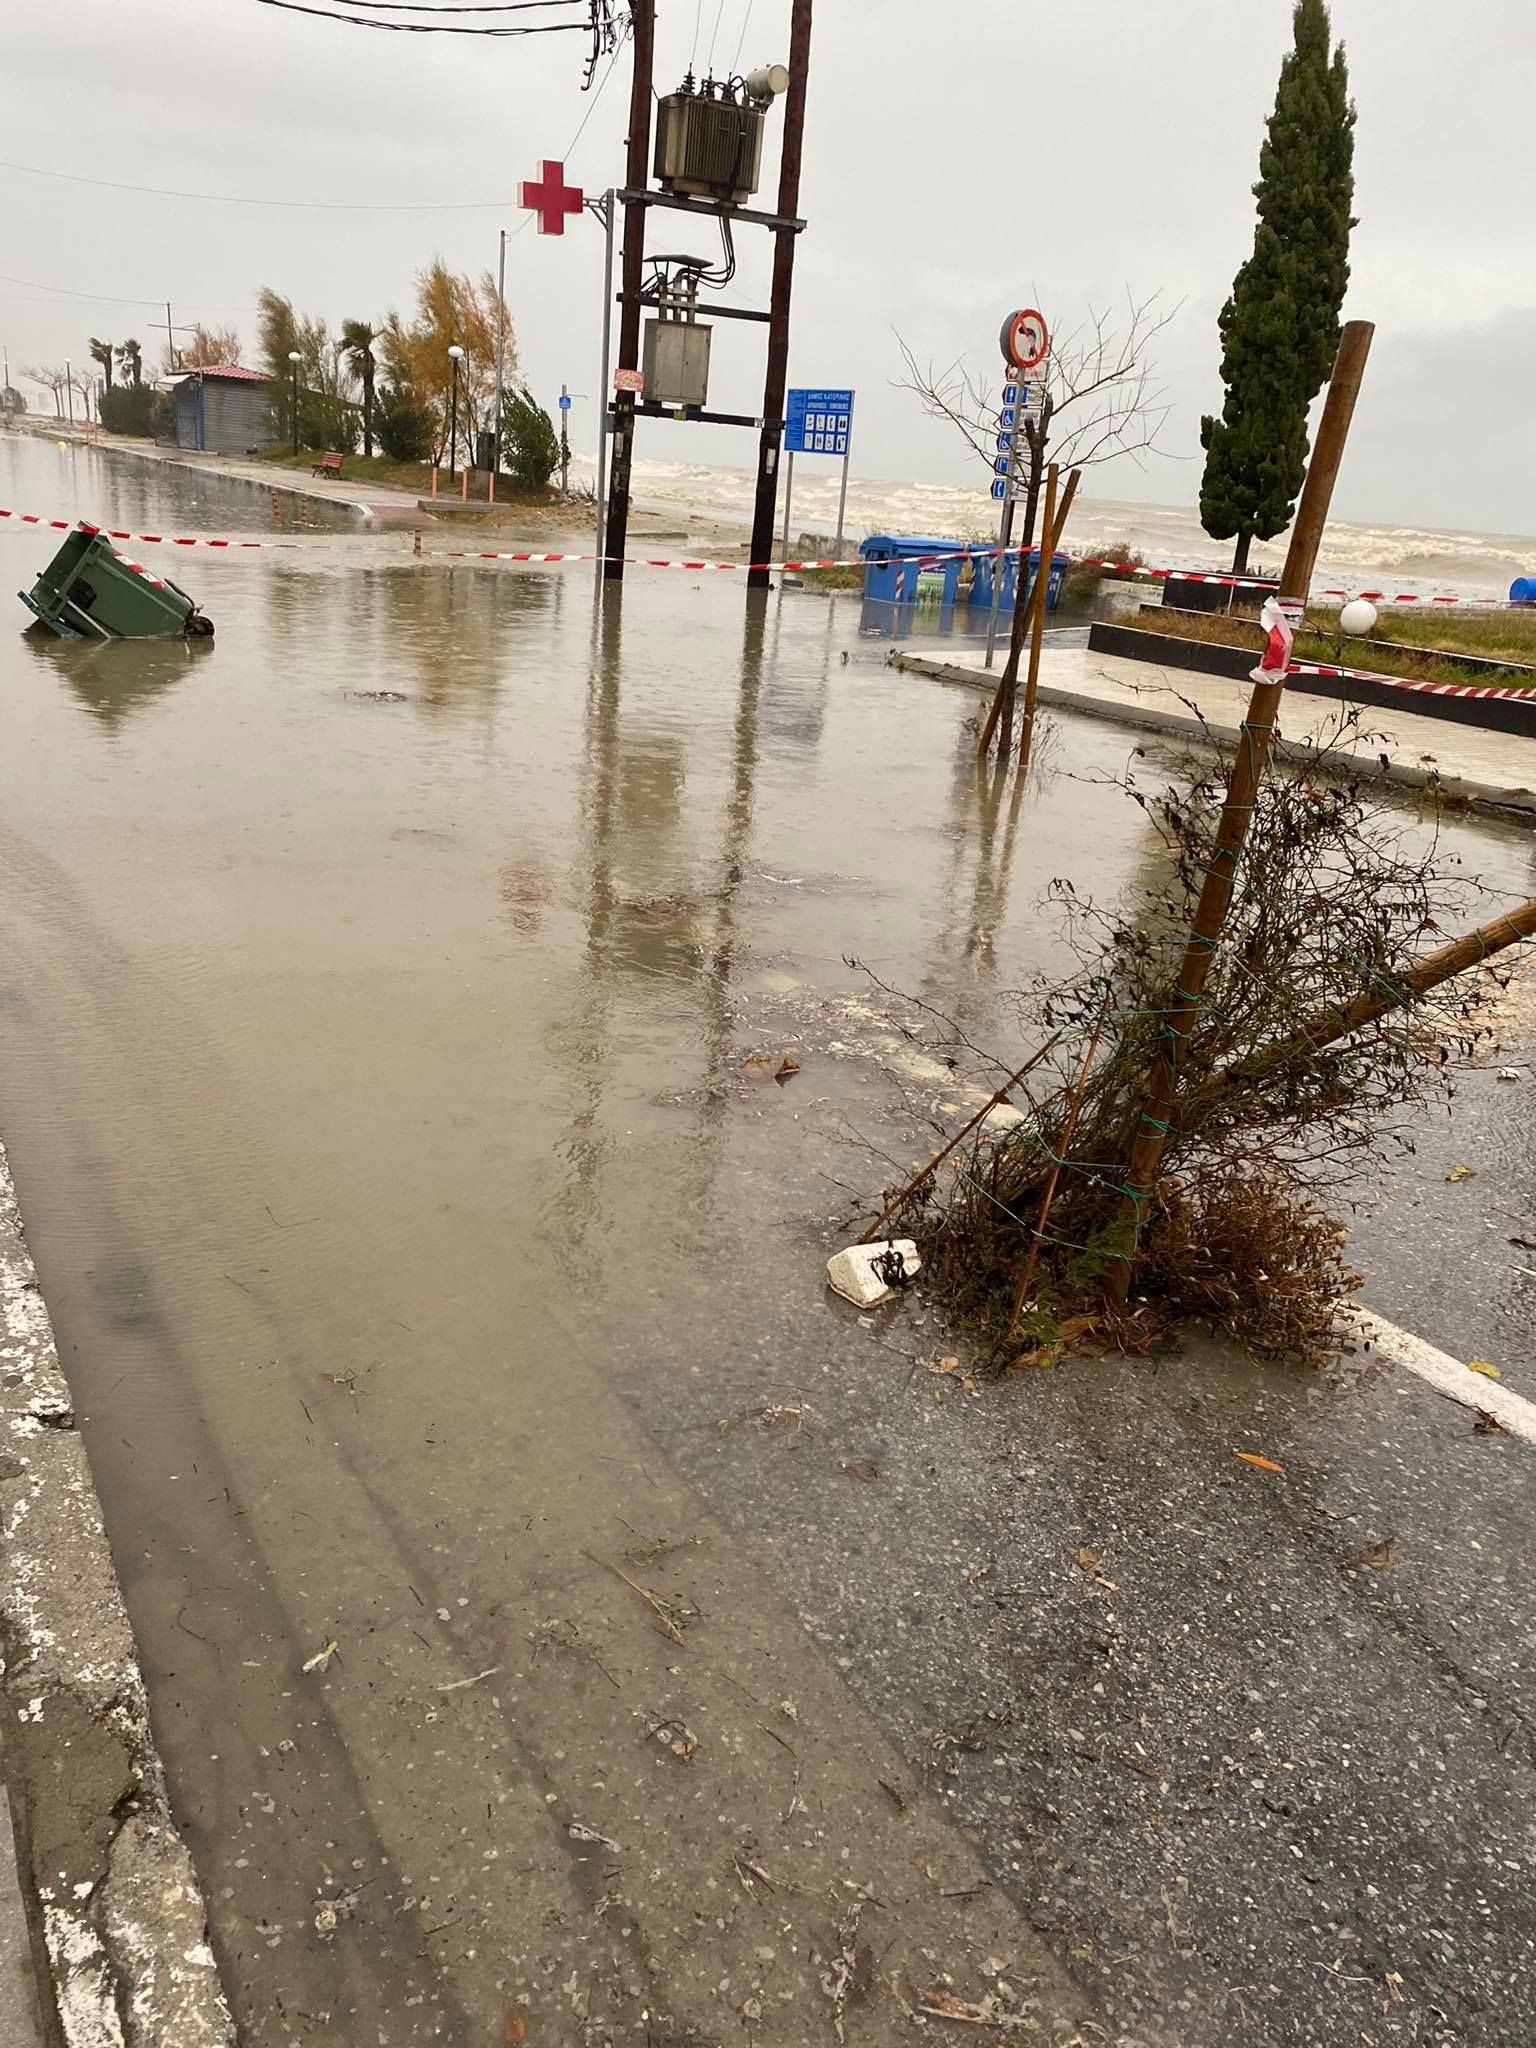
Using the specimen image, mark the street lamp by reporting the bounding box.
[288,350,302,458]
[447,344,464,482]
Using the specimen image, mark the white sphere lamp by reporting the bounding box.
[1339,599,1377,637]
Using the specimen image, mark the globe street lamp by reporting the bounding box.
[447,344,465,482]
[288,350,302,457]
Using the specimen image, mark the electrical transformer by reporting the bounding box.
[653,84,765,205]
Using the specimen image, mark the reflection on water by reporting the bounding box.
[2,433,1531,2045]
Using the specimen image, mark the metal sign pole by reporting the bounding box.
[493,227,508,471]
[984,398,1022,668]
[780,450,794,564]
[834,397,853,559]
[593,189,615,586]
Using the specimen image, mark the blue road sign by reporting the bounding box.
[1003,382,1020,405]
[991,478,1007,499]
[1000,405,1017,429]
[785,387,854,456]
[558,393,572,411]
[995,430,1013,450]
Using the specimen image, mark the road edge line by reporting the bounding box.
[1347,1305,1536,1445]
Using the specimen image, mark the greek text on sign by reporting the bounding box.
[785,387,854,457]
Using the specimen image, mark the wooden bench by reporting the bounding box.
[311,451,344,478]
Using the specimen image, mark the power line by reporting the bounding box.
[0,271,255,312]
[731,0,755,70]
[705,0,726,72]
[252,0,589,30]
[339,0,583,10]
[0,158,527,214]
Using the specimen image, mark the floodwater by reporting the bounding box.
[0,432,1531,2045]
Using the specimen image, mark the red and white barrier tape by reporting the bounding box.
[1290,659,1536,704]
[0,506,1524,606]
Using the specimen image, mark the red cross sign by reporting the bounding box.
[519,159,584,236]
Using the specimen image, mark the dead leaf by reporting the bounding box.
[1474,1408,1509,1435]
[921,1989,988,2021]
[1234,1451,1285,1474]
[776,1055,800,1080]
[1071,1547,1103,1572]
[503,2012,527,2045]
[930,1355,960,1375]
[1055,1313,1100,1347]
[1466,1358,1502,1380]
[1009,1345,1051,1369]
[838,1459,879,1483]
[1445,1164,1475,1183]
[1352,1538,1398,1570]
[743,1056,776,1080]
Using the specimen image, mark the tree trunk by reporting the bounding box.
[1231,530,1252,575]
[362,362,374,459]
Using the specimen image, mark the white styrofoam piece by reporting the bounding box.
[826,1239,921,1308]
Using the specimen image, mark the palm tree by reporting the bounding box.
[89,337,115,389]
[340,319,378,458]
[117,339,143,388]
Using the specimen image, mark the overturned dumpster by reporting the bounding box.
[19,524,214,640]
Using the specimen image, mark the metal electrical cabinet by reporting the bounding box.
[642,320,713,409]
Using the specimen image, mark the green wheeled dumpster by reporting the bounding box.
[18,524,213,640]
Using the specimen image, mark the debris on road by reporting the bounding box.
[1445,1163,1476,1183]
[1351,1538,1399,1570]
[435,1666,501,1693]
[1497,1066,1520,1082]
[838,1459,880,1483]
[301,1639,339,1673]
[826,1238,921,1306]
[1466,1358,1502,1380]
[1233,1451,1285,1474]
[567,1821,622,1851]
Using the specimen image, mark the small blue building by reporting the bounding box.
[170,365,274,454]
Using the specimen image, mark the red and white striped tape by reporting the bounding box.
[1290,659,1536,704]
[0,505,1523,606]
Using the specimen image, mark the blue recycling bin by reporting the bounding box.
[969,548,1071,613]
[859,535,969,605]
[1511,577,1536,604]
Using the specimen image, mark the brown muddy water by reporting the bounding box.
[1,434,1531,2047]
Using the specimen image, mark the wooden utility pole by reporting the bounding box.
[600,0,656,583]
[1106,319,1375,1308]
[746,0,814,591]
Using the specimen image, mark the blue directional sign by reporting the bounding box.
[991,478,1007,499]
[558,392,572,411]
[785,387,854,456]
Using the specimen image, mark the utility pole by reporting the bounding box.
[493,228,508,470]
[747,0,813,591]
[165,302,176,373]
[1106,320,1375,1310]
[601,0,656,583]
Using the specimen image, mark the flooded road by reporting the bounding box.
[2,432,1534,2047]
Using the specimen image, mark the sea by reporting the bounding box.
[602,455,1536,602]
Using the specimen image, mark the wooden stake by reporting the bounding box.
[976,465,1078,762]
[1219,895,1536,1098]
[1107,320,1375,1310]
[1005,1009,1104,1335]
[856,1039,1060,1245]
[1017,467,1080,776]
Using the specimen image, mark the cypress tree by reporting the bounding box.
[1199,0,1356,573]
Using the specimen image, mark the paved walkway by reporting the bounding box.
[899,641,1536,818]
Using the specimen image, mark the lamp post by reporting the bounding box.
[288,350,301,457]
[447,344,464,482]
[64,357,74,426]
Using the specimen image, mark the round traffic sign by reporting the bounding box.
[1000,307,1049,372]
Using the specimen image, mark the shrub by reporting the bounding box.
[298,391,358,454]
[500,388,560,488]
[375,382,434,463]
[98,383,161,437]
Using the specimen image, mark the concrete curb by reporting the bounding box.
[894,653,1536,828]
[0,1139,235,2048]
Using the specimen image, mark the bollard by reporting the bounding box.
[460,468,468,503]
[430,467,439,500]
[412,528,422,558]
[269,488,281,525]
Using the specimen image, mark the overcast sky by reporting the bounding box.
[4,0,1532,534]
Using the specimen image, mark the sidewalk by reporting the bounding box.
[0,1779,42,2048]
[897,640,1536,822]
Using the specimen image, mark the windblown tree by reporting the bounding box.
[1199,0,1356,573]
[380,259,512,463]
[116,339,144,387]
[340,319,379,457]
[254,286,356,451]
[89,337,115,389]
[182,324,242,369]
